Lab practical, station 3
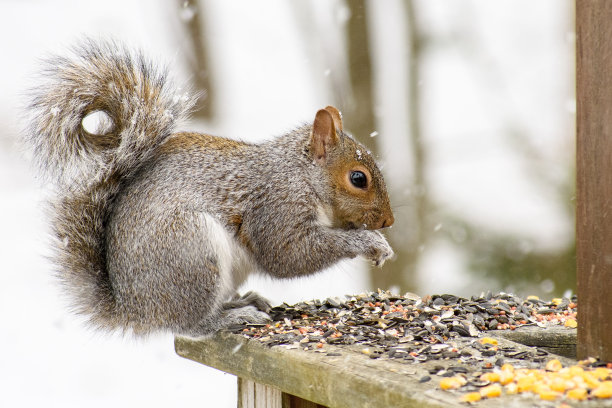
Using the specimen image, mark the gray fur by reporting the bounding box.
[24,39,393,337]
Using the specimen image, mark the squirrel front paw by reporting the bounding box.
[362,231,394,267]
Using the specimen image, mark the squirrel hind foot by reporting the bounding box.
[188,305,272,338]
[222,291,272,313]
[186,306,271,337]
[222,306,272,326]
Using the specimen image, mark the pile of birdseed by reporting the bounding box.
[229,291,612,403]
[232,290,577,356]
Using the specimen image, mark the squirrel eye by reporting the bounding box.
[349,170,368,189]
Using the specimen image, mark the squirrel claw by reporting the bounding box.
[364,230,394,267]
[372,250,393,267]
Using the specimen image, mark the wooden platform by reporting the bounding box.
[492,326,576,359]
[175,327,608,408]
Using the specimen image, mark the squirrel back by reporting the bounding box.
[25,40,196,332]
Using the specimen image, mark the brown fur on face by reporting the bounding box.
[309,107,394,230]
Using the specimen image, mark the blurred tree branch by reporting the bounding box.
[177,0,213,119]
[344,0,386,291]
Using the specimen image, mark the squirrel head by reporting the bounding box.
[309,106,394,231]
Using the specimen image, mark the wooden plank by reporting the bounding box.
[238,378,327,408]
[238,378,282,408]
[175,332,586,408]
[576,0,612,362]
[176,332,452,408]
[490,326,576,358]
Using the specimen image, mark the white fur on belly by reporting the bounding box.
[199,213,256,304]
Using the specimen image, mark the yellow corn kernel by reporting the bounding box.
[593,367,612,381]
[517,376,537,393]
[549,377,568,393]
[505,382,518,395]
[569,365,584,376]
[545,359,563,372]
[566,388,588,401]
[564,318,577,328]
[534,383,552,395]
[527,295,540,300]
[479,384,502,398]
[563,379,578,390]
[538,389,561,401]
[571,378,587,390]
[480,372,500,383]
[528,370,544,381]
[440,376,466,390]
[499,371,514,385]
[460,392,482,403]
[592,382,612,399]
[500,363,515,373]
[583,372,602,389]
[551,298,562,305]
[557,368,572,381]
[479,337,498,346]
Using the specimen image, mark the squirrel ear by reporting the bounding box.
[311,108,338,164]
[324,106,343,132]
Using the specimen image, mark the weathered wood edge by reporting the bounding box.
[175,331,588,408]
[490,326,577,358]
[175,332,455,408]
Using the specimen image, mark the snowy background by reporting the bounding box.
[0,1,574,407]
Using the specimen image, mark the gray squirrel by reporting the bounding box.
[25,39,394,337]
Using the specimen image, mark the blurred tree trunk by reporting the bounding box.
[344,0,384,290]
[344,0,376,146]
[393,0,429,293]
[374,1,427,294]
[345,0,426,294]
[178,0,213,119]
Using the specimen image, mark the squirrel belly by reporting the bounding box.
[24,39,395,337]
[105,132,260,334]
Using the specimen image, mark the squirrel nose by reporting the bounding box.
[380,213,394,229]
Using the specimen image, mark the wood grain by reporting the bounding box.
[491,326,576,358]
[175,332,587,408]
[576,0,612,361]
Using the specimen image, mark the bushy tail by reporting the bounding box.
[25,39,196,331]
